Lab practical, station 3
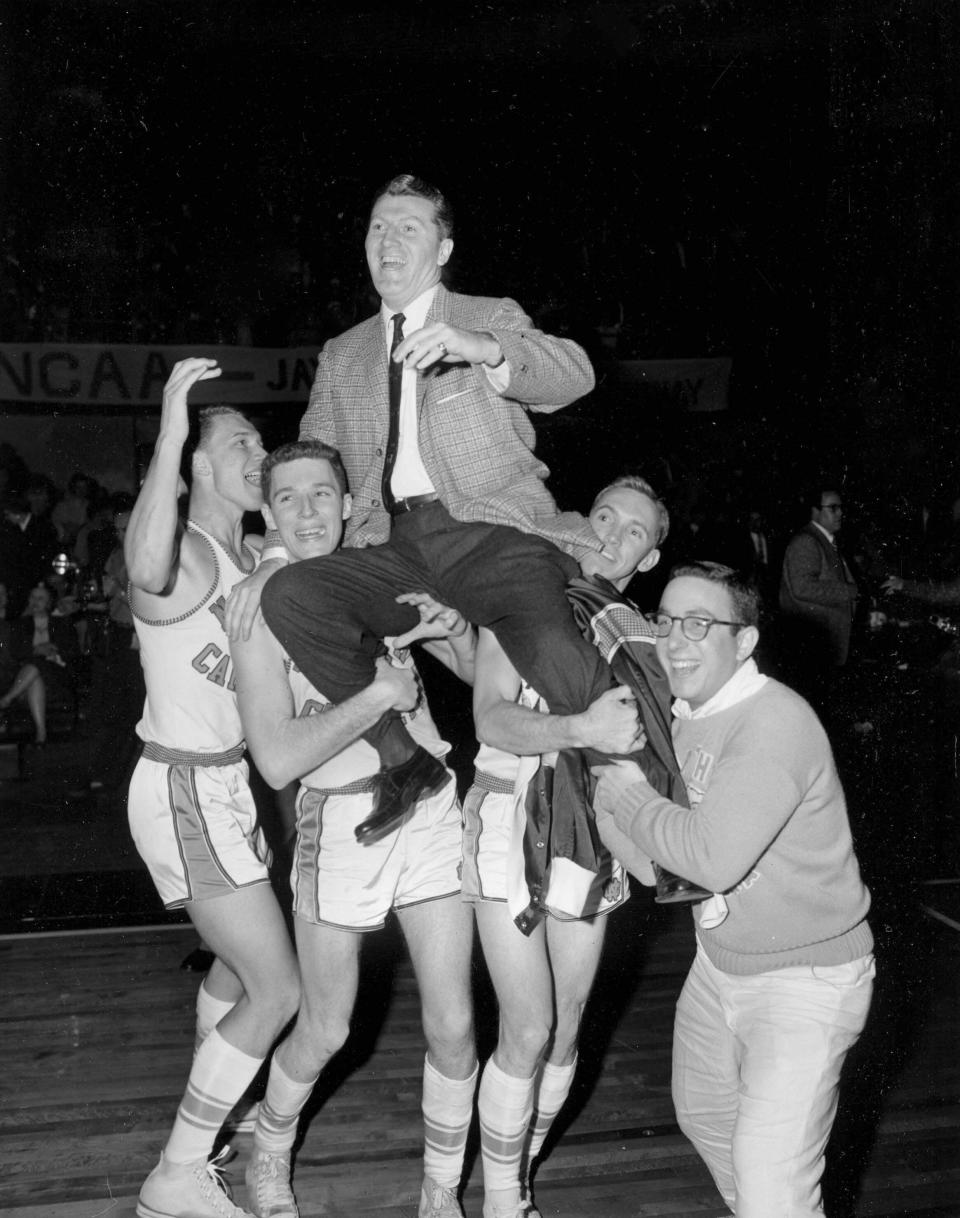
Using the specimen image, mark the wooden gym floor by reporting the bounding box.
[0,697,958,1216]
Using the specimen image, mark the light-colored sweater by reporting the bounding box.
[606,676,873,975]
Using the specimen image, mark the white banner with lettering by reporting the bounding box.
[0,345,731,410]
[0,345,318,406]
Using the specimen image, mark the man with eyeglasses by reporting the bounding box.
[591,561,874,1218]
[778,486,859,708]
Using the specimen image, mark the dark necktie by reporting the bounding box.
[381,312,405,512]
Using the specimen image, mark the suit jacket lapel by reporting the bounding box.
[360,314,388,422]
[807,523,850,583]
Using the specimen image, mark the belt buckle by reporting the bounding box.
[393,493,435,514]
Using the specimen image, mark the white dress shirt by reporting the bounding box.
[380,285,511,499]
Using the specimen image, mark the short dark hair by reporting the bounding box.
[807,483,841,513]
[372,174,455,241]
[591,474,670,545]
[261,440,349,504]
[180,405,250,486]
[669,560,760,628]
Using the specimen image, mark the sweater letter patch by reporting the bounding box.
[684,747,716,808]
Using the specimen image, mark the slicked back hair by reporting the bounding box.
[592,474,670,546]
[180,404,250,487]
[372,174,455,241]
[261,440,349,504]
[669,560,761,628]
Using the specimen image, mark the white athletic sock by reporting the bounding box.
[478,1057,535,1202]
[194,981,236,1054]
[164,1028,265,1164]
[524,1057,576,1178]
[422,1054,478,1189]
[254,1055,319,1154]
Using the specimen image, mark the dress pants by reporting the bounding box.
[261,501,614,729]
[672,943,875,1217]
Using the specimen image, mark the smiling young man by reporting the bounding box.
[462,475,666,1218]
[257,174,630,872]
[126,359,299,1218]
[231,440,477,1218]
[592,561,874,1218]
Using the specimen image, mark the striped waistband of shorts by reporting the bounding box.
[303,776,378,798]
[472,770,515,796]
[141,741,246,767]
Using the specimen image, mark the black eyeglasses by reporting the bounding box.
[646,612,747,641]
[819,503,843,512]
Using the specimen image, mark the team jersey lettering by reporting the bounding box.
[191,642,237,691]
[207,595,227,630]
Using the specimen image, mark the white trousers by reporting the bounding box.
[672,944,875,1217]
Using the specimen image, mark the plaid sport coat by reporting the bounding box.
[298,284,601,558]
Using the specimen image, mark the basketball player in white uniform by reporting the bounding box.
[230,439,477,1218]
[126,358,299,1218]
[464,477,667,1218]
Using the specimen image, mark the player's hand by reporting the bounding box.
[159,358,221,445]
[593,804,658,887]
[373,656,420,712]
[590,758,649,818]
[391,592,471,647]
[393,323,502,372]
[579,687,646,754]
[880,574,904,594]
[224,560,283,641]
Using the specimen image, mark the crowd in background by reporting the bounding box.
[3,426,960,815]
[0,448,138,760]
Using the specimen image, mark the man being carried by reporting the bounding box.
[259,174,619,853]
[232,440,477,1218]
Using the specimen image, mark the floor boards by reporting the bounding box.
[2,689,960,1216]
[0,893,958,1218]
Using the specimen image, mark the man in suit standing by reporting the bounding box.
[261,174,617,842]
[779,485,859,711]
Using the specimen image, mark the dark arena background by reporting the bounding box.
[1,3,959,1215]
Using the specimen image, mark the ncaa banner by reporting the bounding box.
[0,344,319,406]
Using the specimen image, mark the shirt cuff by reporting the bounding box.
[482,358,511,393]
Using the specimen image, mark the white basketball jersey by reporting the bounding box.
[134,521,259,752]
[288,645,450,790]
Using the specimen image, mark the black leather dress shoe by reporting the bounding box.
[355,746,450,845]
[653,864,712,905]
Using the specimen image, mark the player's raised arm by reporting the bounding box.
[125,358,221,593]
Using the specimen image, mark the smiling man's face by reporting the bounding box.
[364,193,453,311]
[655,575,755,709]
[582,486,661,590]
[262,457,350,561]
[198,413,266,513]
